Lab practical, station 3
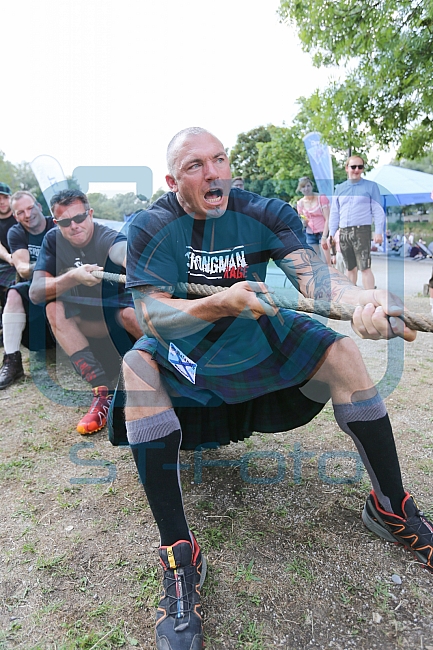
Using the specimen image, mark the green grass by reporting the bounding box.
[36,554,72,576]
[0,622,22,647]
[416,458,433,475]
[39,601,65,615]
[196,499,214,511]
[373,579,391,612]
[236,620,265,649]
[88,601,114,618]
[131,565,160,608]
[285,558,314,583]
[59,620,132,649]
[12,503,38,521]
[202,525,226,550]
[201,564,220,598]
[234,560,261,583]
[0,458,34,480]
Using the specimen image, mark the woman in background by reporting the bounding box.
[296,177,331,265]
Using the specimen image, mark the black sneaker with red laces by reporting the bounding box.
[363,490,433,572]
[156,535,206,650]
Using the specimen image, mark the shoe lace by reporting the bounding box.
[88,393,111,415]
[164,567,197,621]
[408,508,432,537]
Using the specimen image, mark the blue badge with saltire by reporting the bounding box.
[168,342,197,384]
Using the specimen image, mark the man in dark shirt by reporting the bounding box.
[122,127,433,650]
[0,191,55,389]
[0,182,17,312]
[30,189,142,434]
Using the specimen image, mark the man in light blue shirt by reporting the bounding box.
[329,155,385,289]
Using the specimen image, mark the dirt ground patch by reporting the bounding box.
[1,295,433,650]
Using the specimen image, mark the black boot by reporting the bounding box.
[0,351,24,390]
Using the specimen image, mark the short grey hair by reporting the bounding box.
[10,190,37,208]
[166,127,212,177]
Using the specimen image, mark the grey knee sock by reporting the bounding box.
[126,408,181,444]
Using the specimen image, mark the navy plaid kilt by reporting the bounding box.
[109,310,345,450]
[0,263,16,289]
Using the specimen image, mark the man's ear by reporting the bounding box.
[166,174,178,192]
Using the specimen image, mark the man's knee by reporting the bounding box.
[119,307,141,338]
[123,349,159,387]
[119,307,134,327]
[320,338,368,382]
[5,289,24,311]
[45,300,66,324]
[330,337,363,367]
[123,349,172,410]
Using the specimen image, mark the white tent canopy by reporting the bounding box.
[364,165,433,206]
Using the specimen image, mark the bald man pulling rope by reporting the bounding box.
[123,127,433,650]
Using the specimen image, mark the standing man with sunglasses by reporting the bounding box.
[30,189,142,434]
[329,156,384,289]
[0,191,56,389]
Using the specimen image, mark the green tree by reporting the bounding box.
[392,153,433,175]
[0,151,17,188]
[256,125,311,199]
[229,126,272,180]
[278,0,433,158]
[87,192,150,221]
[13,162,39,194]
[229,126,294,200]
[110,192,148,217]
[149,188,165,204]
[87,194,120,221]
[294,85,377,160]
[66,175,82,191]
[230,125,347,203]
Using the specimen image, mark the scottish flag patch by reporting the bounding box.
[168,342,197,384]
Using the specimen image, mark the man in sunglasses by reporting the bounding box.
[329,155,384,290]
[30,189,142,434]
[0,191,56,389]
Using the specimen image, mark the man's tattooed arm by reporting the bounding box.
[277,249,363,305]
[277,250,415,342]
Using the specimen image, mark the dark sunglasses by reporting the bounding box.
[349,164,364,170]
[55,210,89,228]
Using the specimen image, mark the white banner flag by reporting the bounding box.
[31,155,68,214]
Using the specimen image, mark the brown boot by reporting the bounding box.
[0,351,24,390]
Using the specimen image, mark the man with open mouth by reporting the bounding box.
[121,127,433,650]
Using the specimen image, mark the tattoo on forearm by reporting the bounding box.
[278,251,360,303]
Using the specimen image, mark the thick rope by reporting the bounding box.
[91,270,433,333]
